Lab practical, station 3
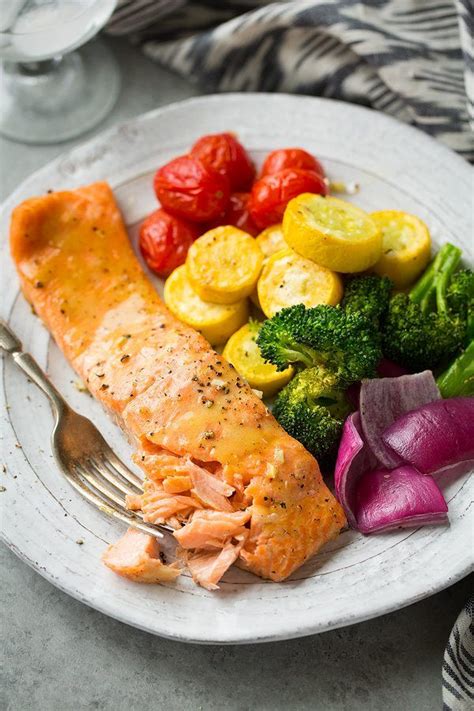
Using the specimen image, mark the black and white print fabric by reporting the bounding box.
[107,0,473,162]
[443,594,474,711]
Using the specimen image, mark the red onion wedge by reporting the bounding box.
[334,412,377,529]
[377,358,409,379]
[355,466,448,534]
[382,397,474,475]
[346,360,410,410]
[359,371,440,469]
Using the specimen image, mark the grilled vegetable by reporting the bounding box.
[257,248,343,318]
[382,243,467,371]
[283,194,382,273]
[358,371,441,469]
[436,340,474,397]
[249,169,327,230]
[342,274,393,325]
[446,269,474,342]
[257,303,381,385]
[382,397,474,475]
[250,224,287,308]
[164,265,248,345]
[354,466,448,534]
[186,226,263,305]
[223,321,293,397]
[190,132,255,191]
[371,210,431,289]
[255,223,286,258]
[139,208,198,278]
[154,155,230,223]
[273,367,350,463]
[260,148,324,179]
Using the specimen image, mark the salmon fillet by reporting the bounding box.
[10,181,346,587]
[102,527,181,583]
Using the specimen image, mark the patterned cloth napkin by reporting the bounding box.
[106,0,473,162]
[106,2,473,705]
[443,594,474,711]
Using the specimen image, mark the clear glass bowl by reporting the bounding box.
[0,0,120,143]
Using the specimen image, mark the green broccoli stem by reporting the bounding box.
[410,243,461,313]
[436,340,474,397]
[282,344,320,369]
[467,311,474,342]
[436,249,463,313]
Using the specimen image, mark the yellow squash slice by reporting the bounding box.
[283,194,382,273]
[186,226,264,304]
[164,265,248,345]
[371,210,431,289]
[257,248,343,318]
[223,322,293,398]
[255,224,287,258]
[251,224,286,308]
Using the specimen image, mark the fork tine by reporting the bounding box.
[101,448,144,489]
[59,465,164,539]
[86,456,139,498]
[98,454,143,493]
[72,461,174,535]
[75,462,134,509]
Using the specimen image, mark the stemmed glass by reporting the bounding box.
[0,0,119,143]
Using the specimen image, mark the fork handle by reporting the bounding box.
[0,318,68,417]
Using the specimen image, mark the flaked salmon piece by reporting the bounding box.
[140,486,200,525]
[126,479,201,524]
[141,454,235,509]
[102,528,181,583]
[10,182,346,586]
[189,467,234,511]
[133,450,234,509]
[163,475,192,494]
[185,537,246,591]
[125,493,143,511]
[133,448,233,509]
[132,450,187,482]
[174,509,251,549]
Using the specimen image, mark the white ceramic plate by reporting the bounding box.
[1,94,472,644]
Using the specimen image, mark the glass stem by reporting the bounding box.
[15,56,63,76]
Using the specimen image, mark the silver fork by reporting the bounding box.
[0,319,170,539]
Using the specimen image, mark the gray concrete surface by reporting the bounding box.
[1,36,472,711]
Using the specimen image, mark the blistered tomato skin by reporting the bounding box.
[249,168,328,230]
[260,148,325,179]
[205,192,259,236]
[139,208,199,278]
[154,155,230,223]
[224,192,259,235]
[191,133,255,191]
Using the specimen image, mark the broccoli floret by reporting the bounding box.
[446,269,474,342]
[342,275,393,323]
[273,367,351,462]
[382,243,467,371]
[257,304,381,385]
[436,340,474,397]
[255,304,321,371]
[382,295,465,372]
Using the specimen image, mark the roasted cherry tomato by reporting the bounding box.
[139,208,199,278]
[208,192,258,235]
[225,192,259,235]
[190,133,255,191]
[248,168,328,230]
[154,155,230,223]
[260,148,325,179]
